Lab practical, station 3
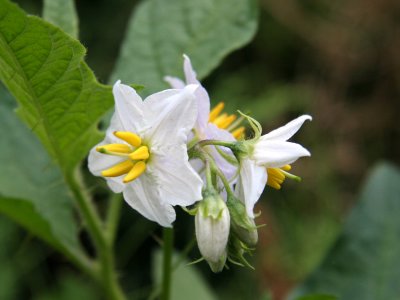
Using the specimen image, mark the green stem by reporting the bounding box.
[198,139,235,148]
[161,227,174,300]
[65,169,126,300]
[106,193,123,244]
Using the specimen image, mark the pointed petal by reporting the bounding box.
[150,146,203,206]
[253,141,311,168]
[144,85,198,146]
[182,54,199,84]
[262,115,312,142]
[164,76,185,89]
[182,54,210,131]
[112,80,146,132]
[235,159,267,218]
[123,176,176,227]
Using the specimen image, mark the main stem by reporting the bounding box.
[65,169,125,300]
[161,227,174,300]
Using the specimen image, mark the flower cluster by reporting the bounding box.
[89,55,311,272]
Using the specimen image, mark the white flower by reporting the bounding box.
[235,115,312,218]
[165,55,237,181]
[195,194,230,272]
[88,81,203,227]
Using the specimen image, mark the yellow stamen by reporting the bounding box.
[232,126,245,139]
[114,131,141,147]
[267,167,286,190]
[123,161,146,183]
[219,114,237,129]
[209,102,225,122]
[101,160,134,177]
[268,168,285,181]
[267,180,282,190]
[282,165,291,171]
[96,143,131,154]
[129,146,150,160]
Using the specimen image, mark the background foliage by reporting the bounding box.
[0,0,399,299]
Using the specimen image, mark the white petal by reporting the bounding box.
[143,85,198,146]
[182,54,210,131]
[112,80,146,132]
[87,133,127,193]
[123,176,176,227]
[150,145,203,206]
[262,115,312,142]
[235,158,267,218]
[253,141,311,168]
[183,54,198,84]
[164,76,185,89]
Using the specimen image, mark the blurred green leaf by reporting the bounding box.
[0,85,83,264]
[111,0,258,93]
[296,295,337,300]
[291,163,400,300]
[43,0,78,38]
[0,0,113,172]
[35,274,99,300]
[152,250,217,300]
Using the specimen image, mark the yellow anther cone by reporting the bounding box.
[232,126,245,139]
[129,146,150,160]
[123,161,146,183]
[101,160,134,177]
[96,143,131,154]
[209,102,225,122]
[268,168,285,181]
[114,131,141,147]
[267,180,282,190]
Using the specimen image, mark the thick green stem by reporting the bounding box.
[65,169,125,300]
[161,227,174,300]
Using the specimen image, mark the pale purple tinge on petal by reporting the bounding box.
[235,158,268,218]
[149,146,203,206]
[164,76,186,89]
[204,123,237,181]
[253,140,311,168]
[261,115,312,142]
[144,85,199,147]
[112,81,146,133]
[123,176,176,227]
[174,54,210,132]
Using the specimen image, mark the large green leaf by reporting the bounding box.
[291,163,400,300]
[111,0,258,93]
[43,0,79,38]
[0,85,83,263]
[0,0,113,172]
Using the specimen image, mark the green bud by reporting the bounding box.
[227,194,258,247]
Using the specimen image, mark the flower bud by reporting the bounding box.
[195,191,230,273]
[227,194,258,247]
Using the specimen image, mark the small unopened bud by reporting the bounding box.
[227,194,258,247]
[195,191,230,273]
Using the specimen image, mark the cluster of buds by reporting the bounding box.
[89,55,311,272]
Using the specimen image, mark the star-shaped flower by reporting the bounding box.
[88,81,203,227]
[235,115,312,217]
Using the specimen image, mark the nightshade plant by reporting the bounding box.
[0,0,311,299]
